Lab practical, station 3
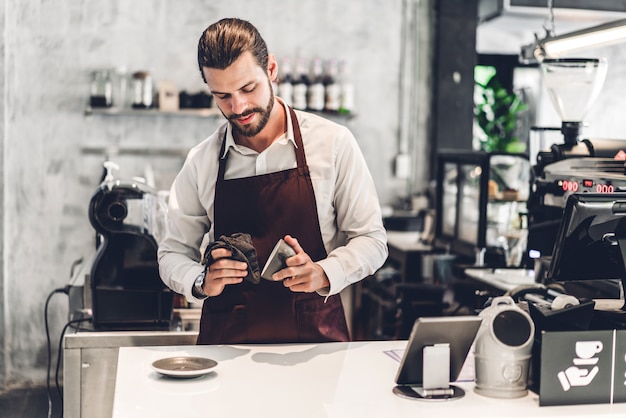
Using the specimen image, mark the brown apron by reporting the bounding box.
[197,106,350,344]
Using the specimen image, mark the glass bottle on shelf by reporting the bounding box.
[307,57,325,112]
[324,58,340,113]
[131,71,155,109]
[112,66,129,110]
[292,57,309,111]
[277,57,294,107]
[338,59,355,115]
[89,69,113,108]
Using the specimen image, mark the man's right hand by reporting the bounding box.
[203,248,247,296]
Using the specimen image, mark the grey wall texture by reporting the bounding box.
[0,0,425,388]
[3,0,625,391]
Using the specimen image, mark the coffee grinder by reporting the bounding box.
[527,57,626,263]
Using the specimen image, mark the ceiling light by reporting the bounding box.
[520,18,626,63]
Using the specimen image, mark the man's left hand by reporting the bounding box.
[271,235,330,293]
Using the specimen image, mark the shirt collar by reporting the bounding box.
[220,98,297,159]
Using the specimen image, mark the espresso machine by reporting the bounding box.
[69,161,174,330]
[527,58,626,264]
[524,57,626,320]
[512,59,626,390]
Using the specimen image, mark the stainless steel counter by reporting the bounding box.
[464,267,536,292]
[63,329,198,418]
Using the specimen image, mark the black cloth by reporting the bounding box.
[202,232,261,284]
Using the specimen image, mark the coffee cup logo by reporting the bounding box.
[557,340,603,391]
[574,341,603,365]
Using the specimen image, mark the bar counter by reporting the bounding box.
[112,340,626,417]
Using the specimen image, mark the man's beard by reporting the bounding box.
[228,81,275,138]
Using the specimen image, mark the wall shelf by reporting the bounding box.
[80,145,189,157]
[84,105,354,121]
[84,106,221,118]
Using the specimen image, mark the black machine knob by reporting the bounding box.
[532,179,564,197]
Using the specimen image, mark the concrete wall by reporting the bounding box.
[0,0,430,387]
[3,0,626,392]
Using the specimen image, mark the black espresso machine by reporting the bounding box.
[522,59,626,328]
[478,58,626,391]
[68,161,173,330]
[527,58,626,266]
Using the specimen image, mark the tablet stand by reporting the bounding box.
[393,343,466,401]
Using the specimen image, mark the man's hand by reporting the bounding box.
[271,235,330,293]
[204,248,247,296]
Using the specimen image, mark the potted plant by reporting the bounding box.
[474,74,528,153]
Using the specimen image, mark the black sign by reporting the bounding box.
[540,330,626,406]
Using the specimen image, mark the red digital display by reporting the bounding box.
[596,183,615,193]
[559,179,615,193]
[561,180,579,192]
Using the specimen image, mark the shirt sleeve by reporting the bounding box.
[316,127,388,296]
[157,145,214,305]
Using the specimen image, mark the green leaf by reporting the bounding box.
[474,73,527,153]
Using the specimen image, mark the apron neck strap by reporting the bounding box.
[217,106,309,181]
[287,106,308,170]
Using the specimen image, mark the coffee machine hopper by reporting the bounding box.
[535,58,608,169]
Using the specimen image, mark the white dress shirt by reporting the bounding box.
[158,100,388,304]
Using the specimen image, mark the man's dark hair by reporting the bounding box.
[197,18,269,82]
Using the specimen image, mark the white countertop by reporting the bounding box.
[464,267,537,291]
[112,340,626,418]
[386,230,432,251]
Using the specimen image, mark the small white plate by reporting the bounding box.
[151,356,218,379]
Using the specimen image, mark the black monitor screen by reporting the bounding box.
[547,193,626,284]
